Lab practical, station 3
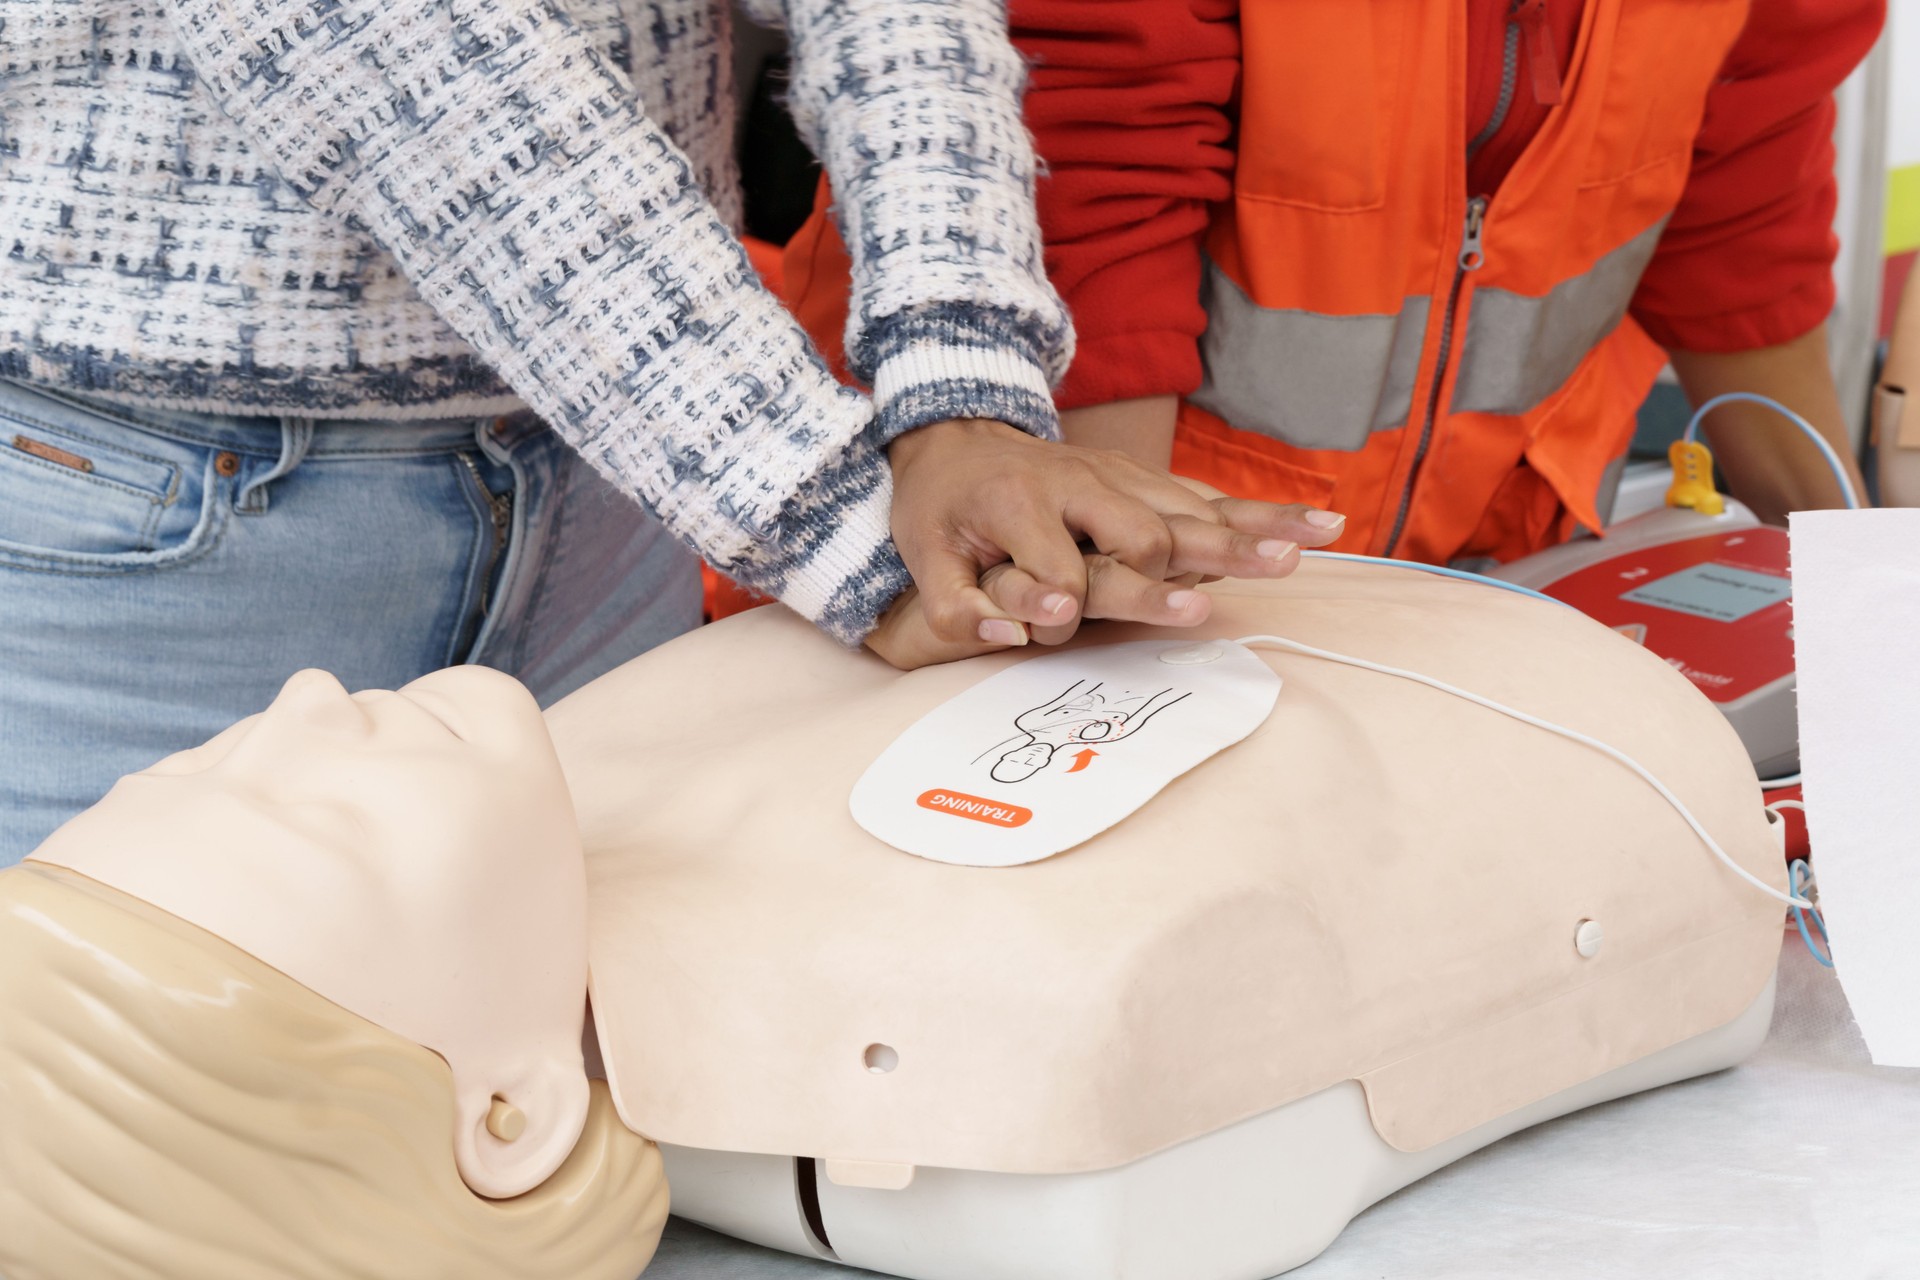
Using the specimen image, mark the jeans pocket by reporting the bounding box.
[0,382,227,573]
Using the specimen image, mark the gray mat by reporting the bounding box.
[646,933,1920,1278]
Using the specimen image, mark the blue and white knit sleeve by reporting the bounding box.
[745,0,1075,446]
[157,0,909,644]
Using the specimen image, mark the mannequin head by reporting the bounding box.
[0,862,666,1280]
[29,666,591,1197]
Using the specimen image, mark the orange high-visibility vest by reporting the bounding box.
[783,0,1751,564]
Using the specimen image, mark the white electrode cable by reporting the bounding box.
[1234,633,1812,910]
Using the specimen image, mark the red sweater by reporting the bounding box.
[1011,0,1239,410]
[1023,0,1883,410]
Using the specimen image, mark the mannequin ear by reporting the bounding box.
[451,1058,592,1200]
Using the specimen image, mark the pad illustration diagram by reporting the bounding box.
[978,680,1192,783]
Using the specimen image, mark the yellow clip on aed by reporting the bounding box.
[1664,439,1725,515]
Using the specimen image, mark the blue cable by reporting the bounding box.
[1677,393,1848,962]
[1682,391,1863,510]
[1300,549,1572,609]
[1787,858,1834,968]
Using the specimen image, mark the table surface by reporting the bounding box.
[644,932,1920,1280]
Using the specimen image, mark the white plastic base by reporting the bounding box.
[663,977,1776,1280]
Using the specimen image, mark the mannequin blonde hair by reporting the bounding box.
[0,862,667,1280]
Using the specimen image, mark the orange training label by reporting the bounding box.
[915,789,1033,829]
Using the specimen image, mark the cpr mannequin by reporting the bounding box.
[551,561,1786,1280]
[0,667,667,1280]
[0,562,1786,1280]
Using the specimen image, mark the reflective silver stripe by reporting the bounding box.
[1191,263,1429,452]
[1593,453,1628,529]
[1192,217,1665,450]
[1450,218,1668,417]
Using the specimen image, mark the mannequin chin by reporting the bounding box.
[0,862,667,1280]
[29,666,592,1198]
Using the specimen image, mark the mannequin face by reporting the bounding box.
[32,667,592,1200]
[135,668,555,858]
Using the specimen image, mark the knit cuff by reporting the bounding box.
[733,458,915,647]
[866,305,1063,446]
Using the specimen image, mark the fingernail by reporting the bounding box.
[1041,592,1077,619]
[1166,590,1203,613]
[1304,510,1347,530]
[979,619,1027,646]
[1256,539,1298,561]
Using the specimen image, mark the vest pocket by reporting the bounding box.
[1576,0,1745,190]
[1232,0,1394,211]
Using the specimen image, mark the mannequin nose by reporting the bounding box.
[263,669,372,737]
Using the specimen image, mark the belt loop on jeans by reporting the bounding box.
[480,410,539,458]
[237,418,316,515]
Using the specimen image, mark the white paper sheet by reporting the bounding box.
[850,640,1279,867]
[1789,508,1920,1067]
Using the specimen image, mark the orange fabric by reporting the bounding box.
[1200,0,1741,563]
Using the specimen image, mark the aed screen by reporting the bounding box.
[1620,563,1791,622]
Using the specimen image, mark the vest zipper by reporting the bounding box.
[458,451,514,615]
[1467,19,1522,163]
[1383,196,1487,558]
[1511,0,1564,106]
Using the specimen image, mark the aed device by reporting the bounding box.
[1491,500,1797,779]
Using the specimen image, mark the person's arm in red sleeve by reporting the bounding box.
[1632,0,1883,522]
[1014,0,1240,465]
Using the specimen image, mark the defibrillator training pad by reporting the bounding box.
[851,640,1281,866]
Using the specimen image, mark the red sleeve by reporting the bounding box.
[1629,0,1884,354]
[1011,0,1239,410]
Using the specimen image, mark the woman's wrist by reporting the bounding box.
[1058,395,1179,469]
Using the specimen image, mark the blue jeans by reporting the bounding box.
[0,379,701,863]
